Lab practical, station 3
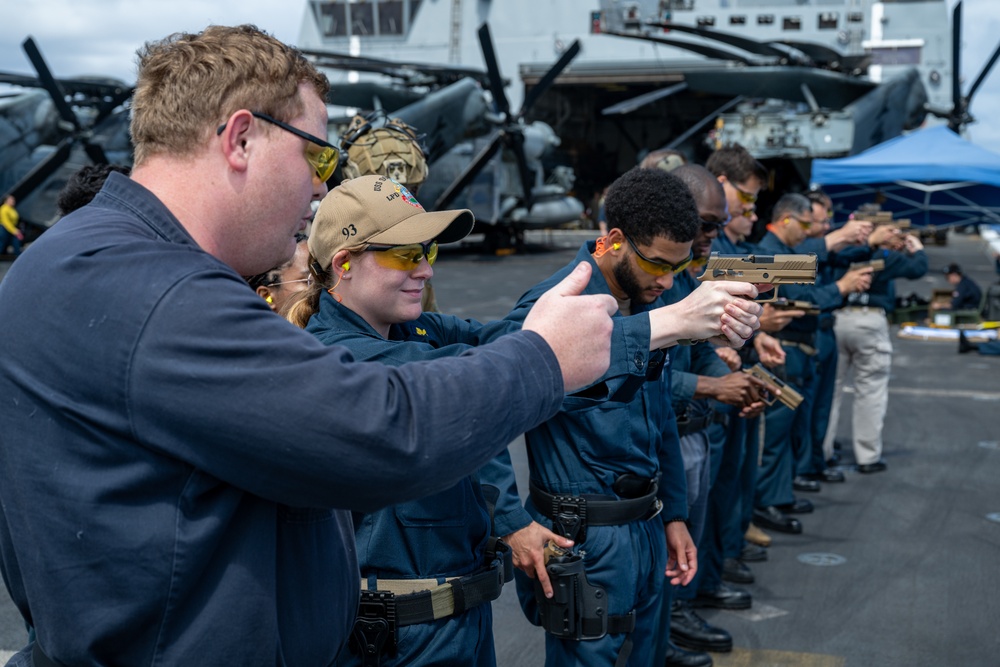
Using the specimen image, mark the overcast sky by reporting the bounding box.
[2,0,999,152]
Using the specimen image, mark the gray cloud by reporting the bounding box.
[0,0,304,83]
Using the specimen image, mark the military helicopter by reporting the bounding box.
[306,22,586,251]
[0,37,133,235]
[297,0,997,221]
[2,28,584,252]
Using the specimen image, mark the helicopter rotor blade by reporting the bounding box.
[948,1,963,131]
[7,138,74,203]
[645,21,801,63]
[769,39,854,70]
[433,132,504,211]
[90,87,135,127]
[507,130,535,210]
[303,48,490,87]
[604,29,754,65]
[22,37,80,131]
[602,82,689,116]
[478,24,511,119]
[82,141,110,165]
[521,39,581,116]
[965,40,1000,104]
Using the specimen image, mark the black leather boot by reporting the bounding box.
[670,600,734,652]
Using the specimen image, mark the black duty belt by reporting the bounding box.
[676,411,712,437]
[530,479,662,544]
[350,541,512,665]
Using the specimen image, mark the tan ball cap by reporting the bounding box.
[309,175,474,270]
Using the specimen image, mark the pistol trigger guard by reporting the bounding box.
[755,285,779,303]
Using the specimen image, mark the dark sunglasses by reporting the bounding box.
[624,234,693,276]
[216,111,340,182]
[700,215,730,233]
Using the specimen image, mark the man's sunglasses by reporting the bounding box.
[701,215,730,233]
[785,216,812,229]
[624,234,693,276]
[365,241,438,271]
[216,111,340,183]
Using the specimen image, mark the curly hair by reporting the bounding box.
[130,25,329,165]
[57,164,131,216]
[603,167,699,245]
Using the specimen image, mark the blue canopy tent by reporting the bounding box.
[810,126,1000,229]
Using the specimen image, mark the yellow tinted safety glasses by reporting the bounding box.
[216,111,340,183]
[624,234,692,276]
[366,241,438,271]
[732,183,758,204]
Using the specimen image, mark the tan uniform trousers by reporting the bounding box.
[822,307,893,466]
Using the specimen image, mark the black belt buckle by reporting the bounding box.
[551,495,587,544]
[644,497,664,521]
[350,590,398,665]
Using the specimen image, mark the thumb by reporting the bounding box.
[552,262,593,297]
[546,531,574,549]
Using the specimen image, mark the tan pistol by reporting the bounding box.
[743,363,804,410]
[698,252,818,302]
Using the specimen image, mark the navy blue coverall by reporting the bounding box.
[0,173,566,667]
[306,293,522,666]
[655,268,734,660]
[484,242,688,667]
[708,232,760,560]
[753,231,844,509]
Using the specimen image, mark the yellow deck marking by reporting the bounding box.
[713,647,846,667]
